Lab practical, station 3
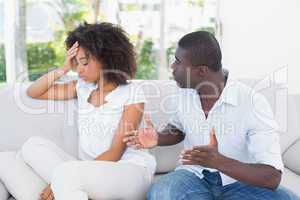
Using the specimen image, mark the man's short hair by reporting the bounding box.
[178,31,222,72]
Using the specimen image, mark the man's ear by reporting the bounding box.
[197,66,209,76]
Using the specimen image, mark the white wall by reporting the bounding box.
[219,0,300,94]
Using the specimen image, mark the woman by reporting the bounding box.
[23,22,156,200]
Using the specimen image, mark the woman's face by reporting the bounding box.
[75,47,102,83]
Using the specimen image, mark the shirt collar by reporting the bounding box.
[218,73,239,106]
[87,81,123,103]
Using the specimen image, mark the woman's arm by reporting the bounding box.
[95,103,145,162]
[26,70,77,100]
[26,42,79,100]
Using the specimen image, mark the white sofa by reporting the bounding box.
[0,80,300,200]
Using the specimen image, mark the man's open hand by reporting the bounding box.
[180,128,223,169]
[40,184,54,200]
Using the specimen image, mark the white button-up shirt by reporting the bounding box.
[170,77,284,186]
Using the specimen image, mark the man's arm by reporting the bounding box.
[181,129,282,190]
[217,156,282,190]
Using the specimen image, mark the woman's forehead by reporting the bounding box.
[76,47,90,59]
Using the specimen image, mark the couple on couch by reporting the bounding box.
[4,22,299,200]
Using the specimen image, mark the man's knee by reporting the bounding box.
[147,180,171,200]
[147,171,191,200]
[275,187,300,200]
[224,182,300,200]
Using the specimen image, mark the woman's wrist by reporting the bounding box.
[62,66,70,75]
[55,68,68,76]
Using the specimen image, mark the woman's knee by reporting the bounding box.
[21,136,48,160]
[51,161,83,198]
[51,161,80,186]
[51,162,87,199]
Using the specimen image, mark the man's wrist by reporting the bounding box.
[156,132,161,146]
[215,154,234,172]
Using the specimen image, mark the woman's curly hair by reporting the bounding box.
[65,22,137,85]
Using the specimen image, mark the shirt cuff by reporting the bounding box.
[255,154,284,171]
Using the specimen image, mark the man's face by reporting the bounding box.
[171,47,197,88]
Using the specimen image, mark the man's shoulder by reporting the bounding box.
[232,80,271,111]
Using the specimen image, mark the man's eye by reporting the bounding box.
[83,63,88,66]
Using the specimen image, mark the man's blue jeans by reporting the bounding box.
[147,169,300,200]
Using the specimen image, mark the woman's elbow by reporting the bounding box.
[26,89,40,99]
[26,88,36,98]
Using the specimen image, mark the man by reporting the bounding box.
[124,31,300,200]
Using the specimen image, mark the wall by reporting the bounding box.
[219,0,300,94]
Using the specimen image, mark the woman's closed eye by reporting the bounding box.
[80,62,88,66]
[78,57,89,66]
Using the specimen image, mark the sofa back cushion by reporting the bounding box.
[282,95,300,174]
[279,95,300,153]
[1,80,299,175]
[133,80,183,173]
[283,140,300,174]
[0,83,79,157]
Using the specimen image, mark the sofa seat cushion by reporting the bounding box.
[281,167,300,196]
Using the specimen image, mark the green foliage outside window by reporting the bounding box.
[27,42,57,81]
[0,0,215,82]
[0,44,5,82]
[136,39,156,79]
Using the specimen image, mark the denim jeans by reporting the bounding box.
[147,169,300,200]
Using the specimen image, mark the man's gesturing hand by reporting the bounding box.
[40,184,54,200]
[180,128,223,169]
[123,114,158,149]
